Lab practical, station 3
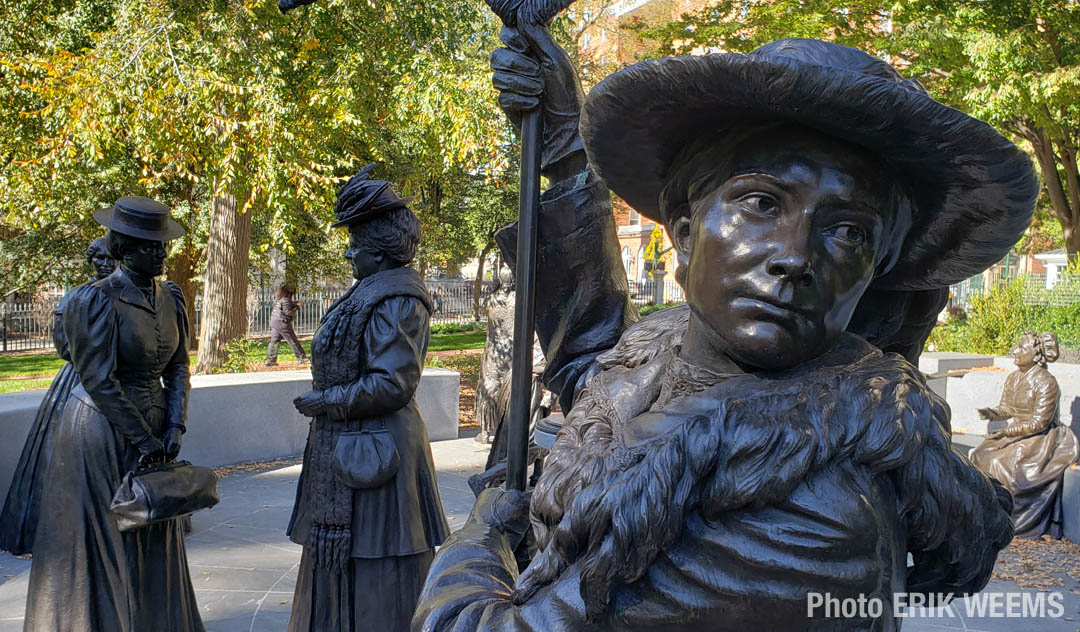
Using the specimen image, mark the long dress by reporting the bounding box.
[971,365,1080,538]
[287,266,450,632]
[23,267,204,632]
[412,171,1014,632]
[0,284,88,555]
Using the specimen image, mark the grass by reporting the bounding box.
[428,331,486,352]
[0,354,67,380]
[0,378,54,394]
[0,330,487,393]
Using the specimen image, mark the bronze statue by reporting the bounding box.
[412,30,1033,631]
[0,238,117,555]
[23,198,204,631]
[972,332,1080,539]
[474,271,515,445]
[287,165,450,632]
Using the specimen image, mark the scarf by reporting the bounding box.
[304,266,432,570]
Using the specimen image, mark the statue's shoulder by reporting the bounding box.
[597,303,690,371]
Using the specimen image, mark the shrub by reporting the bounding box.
[215,337,253,374]
[926,277,1080,355]
[430,321,484,335]
[639,301,682,317]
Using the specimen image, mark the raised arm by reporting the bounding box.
[63,286,163,456]
[491,24,636,412]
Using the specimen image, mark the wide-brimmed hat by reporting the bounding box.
[331,164,414,229]
[579,38,1038,291]
[93,196,185,241]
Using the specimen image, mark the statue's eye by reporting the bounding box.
[739,194,779,217]
[827,223,868,246]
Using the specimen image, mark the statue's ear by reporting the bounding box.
[666,215,693,287]
[373,252,384,263]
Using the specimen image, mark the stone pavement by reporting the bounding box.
[0,434,1079,631]
[0,435,490,632]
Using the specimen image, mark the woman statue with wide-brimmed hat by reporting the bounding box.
[413,28,1032,632]
[23,197,204,631]
[286,165,450,631]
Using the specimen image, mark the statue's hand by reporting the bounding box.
[474,487,532,550]
[491,24,585,177]
[977,407,1001,421]
[163,426,183,460]
[293,390,327,418]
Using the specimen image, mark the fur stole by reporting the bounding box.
[304,266,432,570]
[519,306,1013,620]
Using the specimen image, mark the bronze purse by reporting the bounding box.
[332,420,400,489]
[110,461,220,532]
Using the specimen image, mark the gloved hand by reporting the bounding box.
[490,23,586,179]
[294,390,327,418]
[134,433,165,459]
[163,426,183,460]
[473,487,533,551]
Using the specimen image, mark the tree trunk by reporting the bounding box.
[167,237,201,349]
[473,237,495,321]
[195,192,252,373]
[1025,125,1077,259]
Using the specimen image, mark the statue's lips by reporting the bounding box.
[731,295,811,322]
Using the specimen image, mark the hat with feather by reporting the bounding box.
[331,164,414,229]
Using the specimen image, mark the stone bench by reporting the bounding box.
[0,368,459,503]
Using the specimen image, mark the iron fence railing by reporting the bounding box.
[628,278,686,308]
[0,296,63,352]
[196,280,496,338]
[0,278,693,354]
[948,272,1080,310]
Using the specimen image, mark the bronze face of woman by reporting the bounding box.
[85,237,117,280]
[345,226,391,281]
[670,125,910,372]
[1011,333,1038,370]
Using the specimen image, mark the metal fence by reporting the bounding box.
[628,278,686,308]
[948,272,1080,310]
[2,277,697,354]
[1,281,495,353]
[198,280,496,339]
[0,296,62,352]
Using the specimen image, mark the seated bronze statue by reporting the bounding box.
[412,28,1032,632]
[972,331,1080,539]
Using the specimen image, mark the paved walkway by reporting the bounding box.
[0,435,1079,631]
[0,436,490,632]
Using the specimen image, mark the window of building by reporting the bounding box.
[583,32,590,49]
[628,209,640,226]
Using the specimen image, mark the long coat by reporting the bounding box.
[23,267,203,632]
[287,271,450,558]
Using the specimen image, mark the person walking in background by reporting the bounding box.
[266,284,308,366]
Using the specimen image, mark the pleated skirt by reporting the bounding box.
[288,547,434,632]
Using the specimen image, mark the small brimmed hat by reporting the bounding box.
[331,164,414,229]
[93,196,184,241]
[579,38,1038,291]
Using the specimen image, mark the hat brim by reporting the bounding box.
[580,54,1038,291]
[331,196,415,228]
[93,207,185,241]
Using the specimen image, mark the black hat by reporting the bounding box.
[579,38,1038,291]
[331,164,414,229]
[93,196,185,241]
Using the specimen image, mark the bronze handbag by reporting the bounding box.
[332,420,400,489]
[110,461,220,532]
